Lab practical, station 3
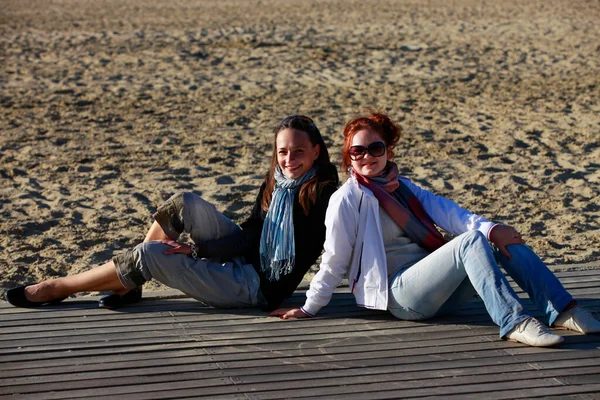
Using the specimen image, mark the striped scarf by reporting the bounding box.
[260,166,316,281]
[353,162,446,252]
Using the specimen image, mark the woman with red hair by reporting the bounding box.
[272,110,600,347]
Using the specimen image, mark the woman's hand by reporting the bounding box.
[489,224,525,259]
[160,240,192,256]
[269,308,310,320]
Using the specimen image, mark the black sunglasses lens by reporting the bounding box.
[349,146,366,159]
[368,142,386,157]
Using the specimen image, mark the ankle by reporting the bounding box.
[27,281,67,302]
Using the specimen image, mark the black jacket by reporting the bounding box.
[195,179,337,310]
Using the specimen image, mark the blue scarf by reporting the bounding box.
[260,166,316,281]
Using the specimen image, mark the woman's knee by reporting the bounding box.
[458,230,489,252]
[455,230,497,266]
[460,230,485,243]
[153,192,188,239]
[113,243,157,289]
[137,241,174,266]
[180,191,198,208]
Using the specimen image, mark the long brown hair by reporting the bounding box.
[341,110,402,173]
[261,115,338,214]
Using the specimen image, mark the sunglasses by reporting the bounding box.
[349,141,386,161]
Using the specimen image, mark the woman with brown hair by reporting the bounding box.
[4,115,339,311]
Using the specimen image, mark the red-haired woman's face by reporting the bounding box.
[349,127,391,178]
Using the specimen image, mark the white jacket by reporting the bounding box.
[301,175,497,316]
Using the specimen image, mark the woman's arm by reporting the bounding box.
[401,178,526,258]
[400,177,496,237]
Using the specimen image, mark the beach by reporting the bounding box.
[1,0,599,294]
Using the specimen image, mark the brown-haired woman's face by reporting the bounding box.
[276,128,320,179]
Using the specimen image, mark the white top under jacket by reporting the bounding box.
[301,175,498,316]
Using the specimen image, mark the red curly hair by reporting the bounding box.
[341,110,402,173]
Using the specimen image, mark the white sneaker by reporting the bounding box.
[505,317,564,347]
[553,306,600,334]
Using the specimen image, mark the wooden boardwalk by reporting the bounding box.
[1,268,599,399]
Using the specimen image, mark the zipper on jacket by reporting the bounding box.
[351,192,365,294]
[351,242,363,293]
[358,191,364,212]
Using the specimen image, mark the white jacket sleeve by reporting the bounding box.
[302,190,358,316]
[400,177,497,238]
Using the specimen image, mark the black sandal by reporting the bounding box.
[98,287,143,310]
[3,285,67,308]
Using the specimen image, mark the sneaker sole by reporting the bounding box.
[505,337,564,347]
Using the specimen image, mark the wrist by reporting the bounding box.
[189,243,198,260]
[487,223,502,241]
[299,307,314,318]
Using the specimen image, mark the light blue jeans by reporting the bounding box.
[388,230,574,337]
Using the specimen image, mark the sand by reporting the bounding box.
[1,0,599,294]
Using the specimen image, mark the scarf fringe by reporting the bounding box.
[260,257,296,281]
[260,167,315,281]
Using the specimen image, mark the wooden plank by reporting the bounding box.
[0,298,367,326]
[5,350,600,396]
[552,269,600,277]
[0,302,596,356]
[0,320,483,355]
[6,337,598,392]
[251,379,595,400]
[9,376,561,400]
[0,269,598,400]
[241,368,600,399]
[6,355,600,399]
[2,346,597,396]
[435,384,600,399]
[3,296,595,343]
[548,275,600,284]
[0,336,509,380]
[3,333,597,389]
[0,312,408,339]
[0,335,507,380]
[0,323,493,365]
